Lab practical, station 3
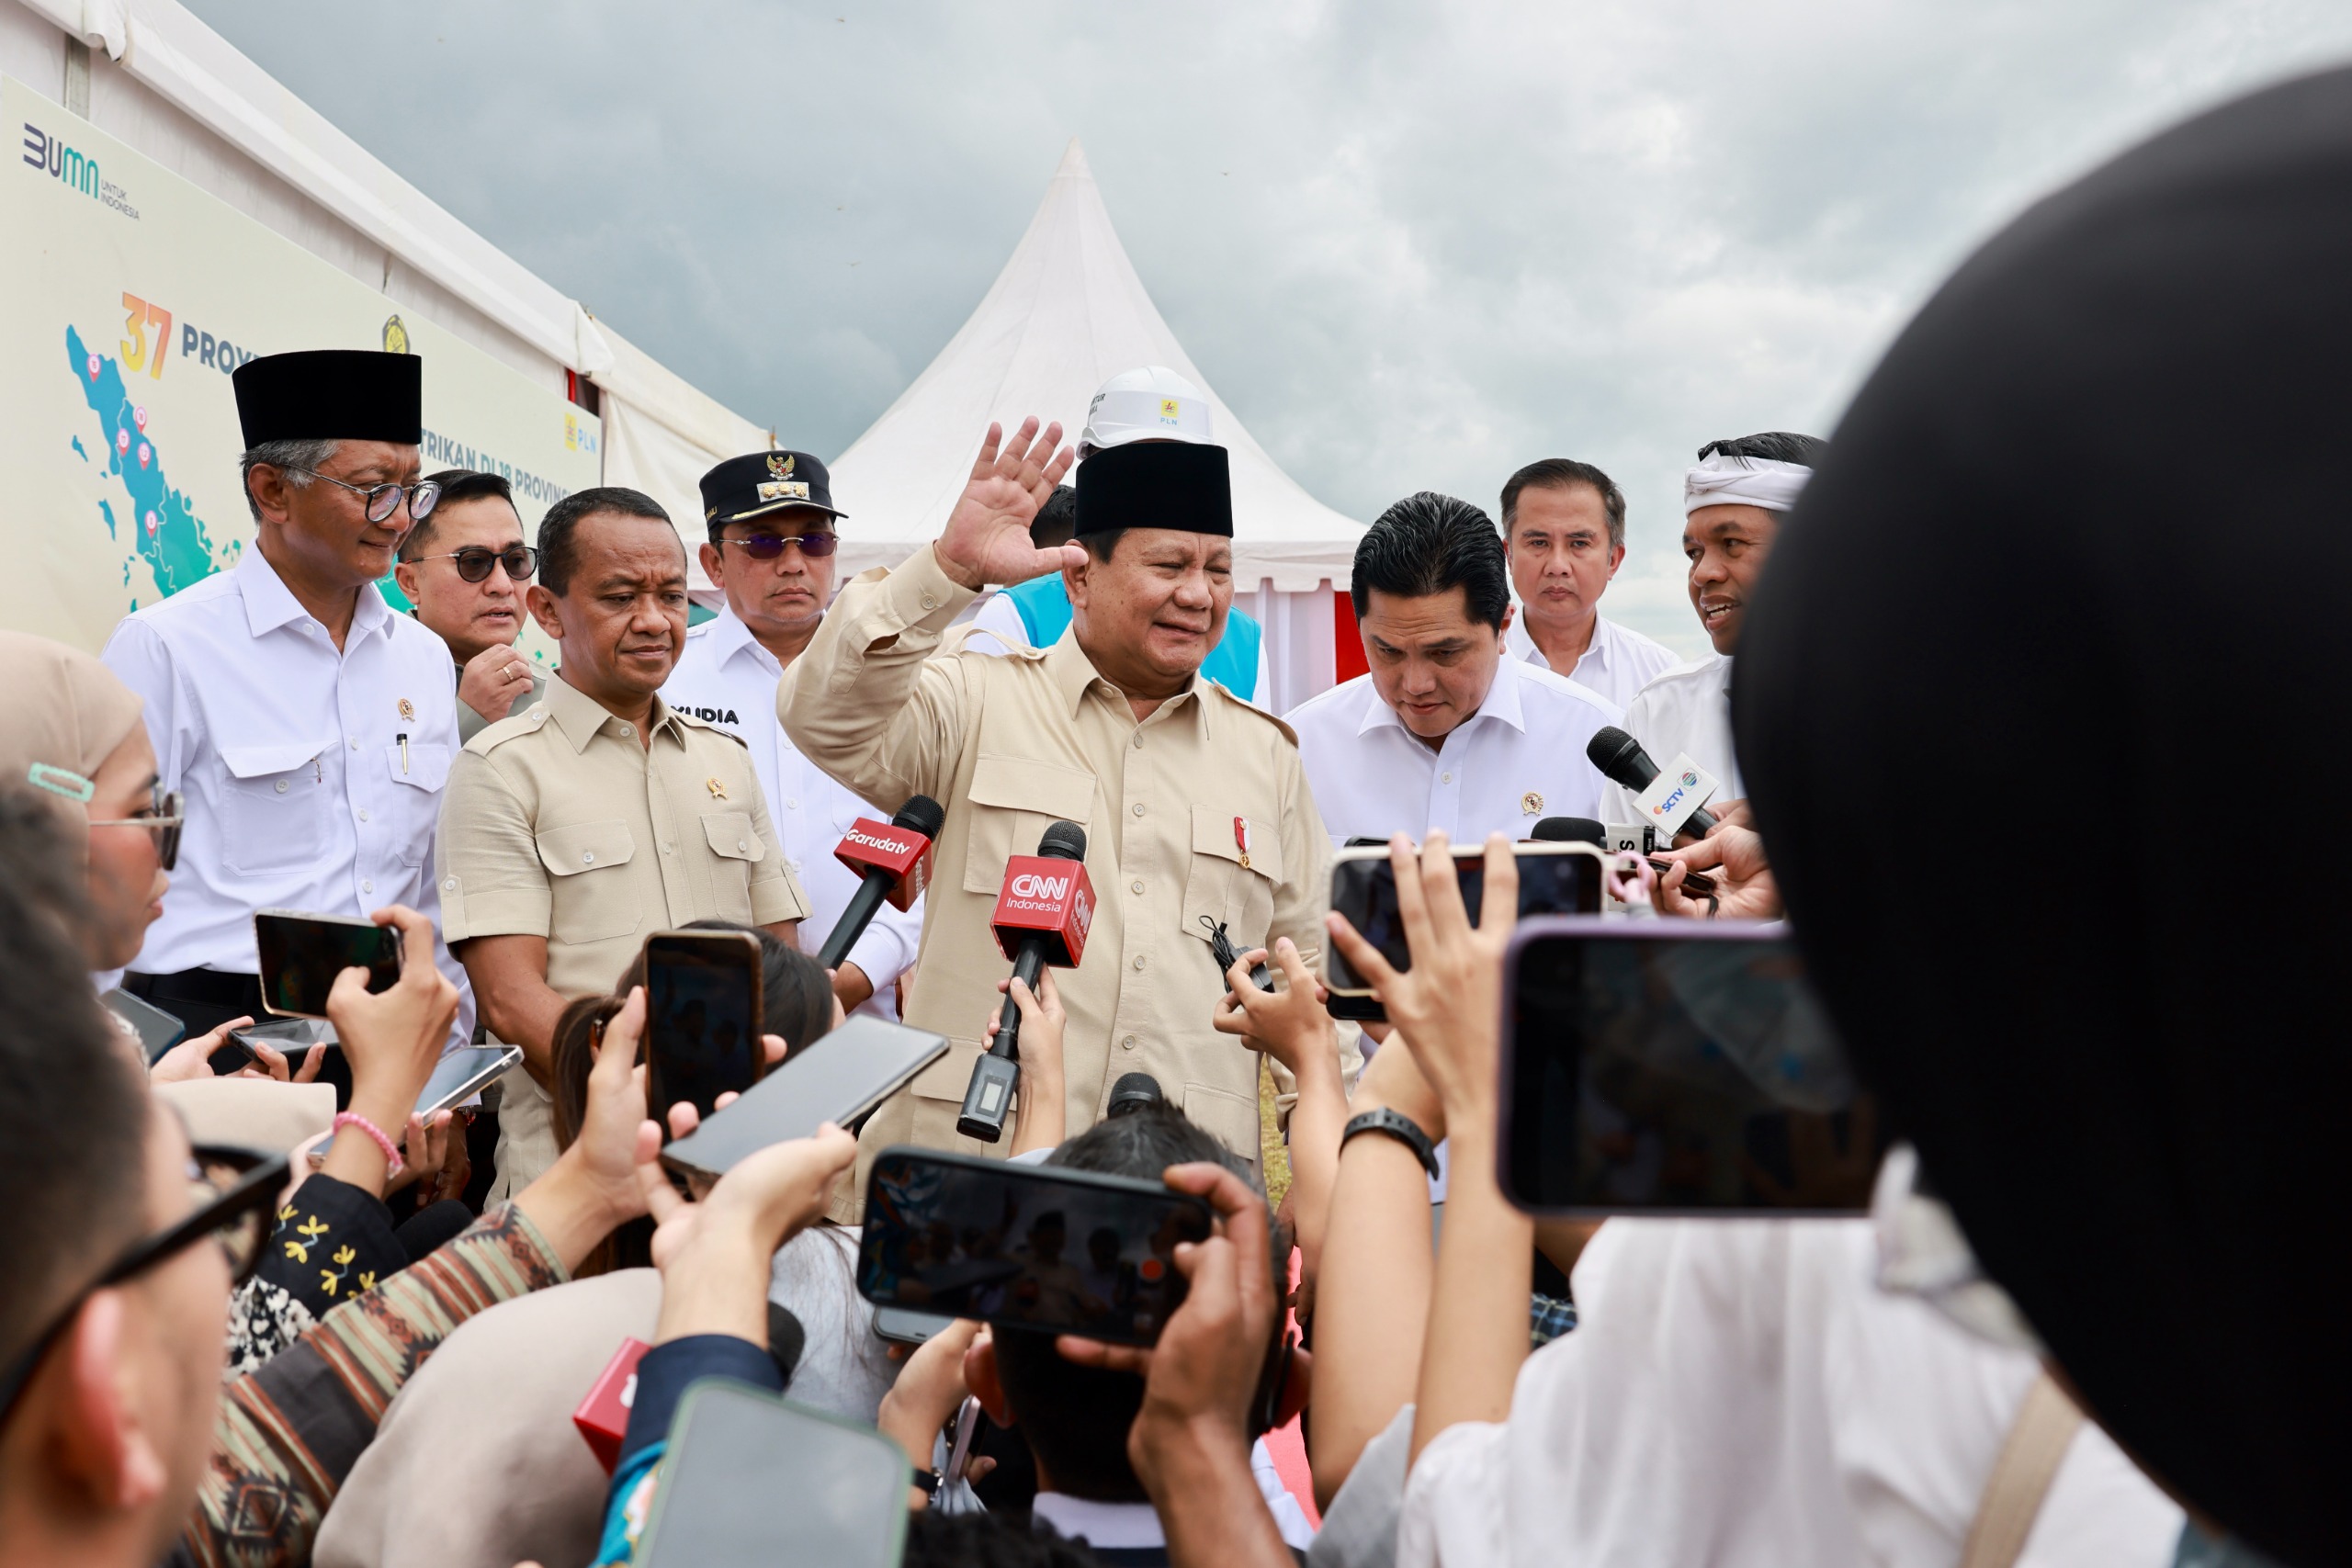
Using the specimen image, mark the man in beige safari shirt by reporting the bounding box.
[438,486,808,1197]
[780,420,1357,1211]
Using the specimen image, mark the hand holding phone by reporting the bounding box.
[643,1125,860,1345]
[661,1016,948,1180]
[1322,836,1600,997]
[635,1383,910,1568]
[321,907,460,1131]
[643,931,767,1130]
[254,909,401,1019]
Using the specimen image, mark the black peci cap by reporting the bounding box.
[1074,441,1232,537]
[699,450,844,533]
[232,350,422,448]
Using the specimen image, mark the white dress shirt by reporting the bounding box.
[1283,654,1623,849]
[661,610,922,1018]
[100,547,472,1040]
[1395,1220,2181,1568]
[1505,611,1680,713]
[1600,652,1745,826]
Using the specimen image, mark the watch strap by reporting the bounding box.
[1341,1107,1440,1179]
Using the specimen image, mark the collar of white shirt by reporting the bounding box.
[1507,609,1617,676]
[702,607,778,674]
[236,543,395,645]
[1030,1492,1165,1551]
[1355,647,1526,739]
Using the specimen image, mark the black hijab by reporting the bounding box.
[1738,67,2352,1567]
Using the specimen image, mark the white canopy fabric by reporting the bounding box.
[592,319,775,593]
[829,140,1363,593]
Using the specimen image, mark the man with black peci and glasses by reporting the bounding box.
[395,468,548,742]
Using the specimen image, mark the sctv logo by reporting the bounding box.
[1650,785,1689,819]
[1011,872,1071,900]
[22,122,97,197]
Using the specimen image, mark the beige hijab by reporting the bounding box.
[0,629,148,849]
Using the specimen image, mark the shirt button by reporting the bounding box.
[357,808,369,822]
[738,840,749,852]
[582,852,595,864]
[1133,954,1147,971]
[921,592,938,610]
[1131,879,1145,895]
[1122,1035,1136,1052]
[274,779,288,794]
[618,723,633,738]
[1132,734,1143,749]
[785,797,799,810]
[1132,802,1145,817]
[361,879,374,894]
[443,877,457,891]
[1442,771,1453,783]
[348,740,359,750]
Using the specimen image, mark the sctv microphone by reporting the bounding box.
[957,820,1093,1143]
[815,795,944,970]
[1586,726,1719,841]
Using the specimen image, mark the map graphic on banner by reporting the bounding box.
[1,74,601,655]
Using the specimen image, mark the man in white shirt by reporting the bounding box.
[661,449,921,1019]
[1498,457,1678,711]
[104,348,469,1048]
[1601,432,1826,830]
[1287,491,1621,849]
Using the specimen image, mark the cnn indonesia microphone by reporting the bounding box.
[957,820,1092,1144]
[1586,726,1721,843]
[815,795,945,971]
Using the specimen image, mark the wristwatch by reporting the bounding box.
[1340,1107,1440,1179]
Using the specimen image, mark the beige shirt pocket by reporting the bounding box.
[700,809,764,923]
[1182,1079,1264,1168]
[959,755,1098,895]
[1180,805,1282,957]
[534,820,641,946]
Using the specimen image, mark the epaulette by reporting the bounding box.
[673,707,752,749]
[938,623,1051,660]
[1202,678,1299,746]
[463,705,551,756]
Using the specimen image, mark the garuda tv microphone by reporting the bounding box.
[957,820,1093,1144]
[1586,726,1719,840]
[816,795,944,970]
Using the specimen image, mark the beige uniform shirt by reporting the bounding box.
[436,672,809,1193]
[781,546,1358,1208]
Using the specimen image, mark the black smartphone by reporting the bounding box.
[1325,841,1603,996]
[643,931,767,1130]
[871,1306,956,1347]
[223,1016,340,1075]
[662,1016,949,1180]
[634,1382,909,1568]
[103,988,186,1065]
[858,1146,1216,1347]
[1498,916,1886,1215]
[254,909,401,1020]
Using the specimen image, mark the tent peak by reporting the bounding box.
[1053,137,1091,180]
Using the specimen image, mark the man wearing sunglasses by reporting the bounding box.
[660,450,922,1020]
[393,468,548,742]
[101,350,472,1054]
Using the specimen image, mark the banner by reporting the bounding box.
[0,75,600,660]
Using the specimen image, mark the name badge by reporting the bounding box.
[1634,753,1720,839]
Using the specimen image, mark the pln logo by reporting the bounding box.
[1010,872,1071,901]
[564,413,599,456]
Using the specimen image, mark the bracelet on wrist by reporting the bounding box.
[332,1111,404,1179]
[1340,1107,1440,1179]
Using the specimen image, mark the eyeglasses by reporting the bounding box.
[0,1146,287,1427]
[86,783,184,872]
[284,468,443,526]
[717,531,839,559]
[407,545,538,583]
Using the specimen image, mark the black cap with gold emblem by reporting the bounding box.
[698,450,844,535]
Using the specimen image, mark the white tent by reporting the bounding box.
[830,140,1361,713]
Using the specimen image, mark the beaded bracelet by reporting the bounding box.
[332,1111,404,1179]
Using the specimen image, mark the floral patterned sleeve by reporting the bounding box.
[220,1174,404,1380]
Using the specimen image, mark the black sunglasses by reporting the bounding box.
[85,783,184,872]
[0,1146,287,1427]
[409,545,538,584]
[716,530,839,559]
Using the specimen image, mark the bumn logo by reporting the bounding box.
[22,121,96,197]
[1010,873,1071,901]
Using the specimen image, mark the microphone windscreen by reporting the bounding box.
[1585,726,1655,790]
[893,794,945,839]
[1037,819,1088,862]
[1532,817,1605,844]
[1107,1072,1165,1115]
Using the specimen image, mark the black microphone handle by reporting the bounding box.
[988,940,1050,1059]
[1597,735,1720,841]
[815,868,896,970]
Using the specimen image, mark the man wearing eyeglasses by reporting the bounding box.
[100,349,471,1051]
[660,450,922,1020]
[394,468,548,741]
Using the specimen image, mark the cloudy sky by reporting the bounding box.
[191,0,2352,653]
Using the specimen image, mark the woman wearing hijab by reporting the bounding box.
[1738,65,2352,1568]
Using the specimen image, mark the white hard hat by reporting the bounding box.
[1079,366,1215,457]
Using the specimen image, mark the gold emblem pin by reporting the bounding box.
[706,777,728,799]
[398,697,415,722]
[1521,791,1544,816]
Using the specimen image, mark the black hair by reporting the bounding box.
[902,1507,1105,1568]
[1499,458,1627,552]
[0,793,152,1369]
[1350,491,1511,632]
[1077,526,1125,563]
[1031,485,1079,552]
[990,1101,1272,1503]
[400,468,519,560]
[1696,431,1828,467]
[537,485,673,598]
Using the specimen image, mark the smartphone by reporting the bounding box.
[662,1015,950,1180]
[415,1044,523,1117]
[222,1016,340,1075]
[1323,840,1604,997]
[254,909,401,1020]
[858,1146,1216,1347]
[872,1307,956,1347]
[1498,916,1886,1215]
[634,1382,909,1568]
[643,931,767,1129]
[103,988,187,1065]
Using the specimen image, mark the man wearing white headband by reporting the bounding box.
[965,367,1272,704]
[1600,431,1824,833]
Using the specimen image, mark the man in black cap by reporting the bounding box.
[660,450,922,1019]
[102,348,472,1049]
[779,419,1353,1216]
